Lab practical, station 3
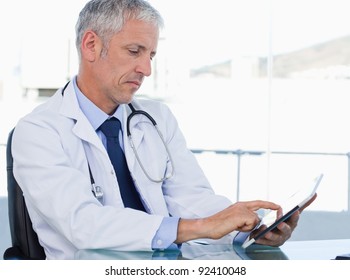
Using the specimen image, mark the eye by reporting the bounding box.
[150,52,156,61]
[129,49,139,56]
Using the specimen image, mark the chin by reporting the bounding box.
[116,95,134,105]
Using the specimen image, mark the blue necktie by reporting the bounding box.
[99,118,146,211]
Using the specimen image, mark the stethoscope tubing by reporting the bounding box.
[127,103,175,183]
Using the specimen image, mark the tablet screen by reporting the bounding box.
[242,173,323,249]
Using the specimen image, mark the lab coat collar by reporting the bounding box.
[58,81,105,152]
[58,81,146,166]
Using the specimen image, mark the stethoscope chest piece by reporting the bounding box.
[91,183,104,203]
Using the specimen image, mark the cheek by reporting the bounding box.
[98,55,134,87]
[106,62,127,83]
[99,62,121,85]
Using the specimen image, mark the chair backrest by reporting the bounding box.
[3,129,46,260]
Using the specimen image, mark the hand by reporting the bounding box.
[176,200,281,243]
[254,193,317,247]
[204,200,281,239]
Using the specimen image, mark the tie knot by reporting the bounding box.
[99,117,121,138]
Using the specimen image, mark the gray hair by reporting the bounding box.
[75,0,164,59]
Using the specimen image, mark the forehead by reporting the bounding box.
[110,19,159,49]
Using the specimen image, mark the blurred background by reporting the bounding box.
[1,0,350,257]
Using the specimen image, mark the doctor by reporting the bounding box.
[12,0,307,260]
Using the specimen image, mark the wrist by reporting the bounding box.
[175,218,207,244]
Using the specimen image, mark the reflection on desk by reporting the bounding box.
[234,239,350,260]
[75,239,350,260]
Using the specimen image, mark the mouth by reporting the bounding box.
[127,80,142,88]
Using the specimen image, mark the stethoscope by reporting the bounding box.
[61,82,175,202]
[126,103,175,183]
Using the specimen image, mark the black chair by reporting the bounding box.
[3,129,46,260]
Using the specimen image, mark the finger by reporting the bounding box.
[238,212,262,232]
[256,231,285,247]
[276,207,283,219]
[256,223,291,247]
[283,211,300,231]
[245,200,281,211]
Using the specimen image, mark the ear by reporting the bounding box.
[80,31,103,62]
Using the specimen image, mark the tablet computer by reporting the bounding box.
[242,173,323,249]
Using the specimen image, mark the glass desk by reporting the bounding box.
[234,239,350,260]
[75,239,350,260]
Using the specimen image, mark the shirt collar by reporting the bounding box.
[73,76,125,131]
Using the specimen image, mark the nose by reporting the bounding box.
[135,57,152,77]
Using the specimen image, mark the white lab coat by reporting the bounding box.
[12,81,233,259]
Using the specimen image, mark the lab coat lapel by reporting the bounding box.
[58,82,105,152]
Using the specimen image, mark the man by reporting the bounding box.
[12,0,313,260]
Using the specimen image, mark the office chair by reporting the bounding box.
[3,129,46,260]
